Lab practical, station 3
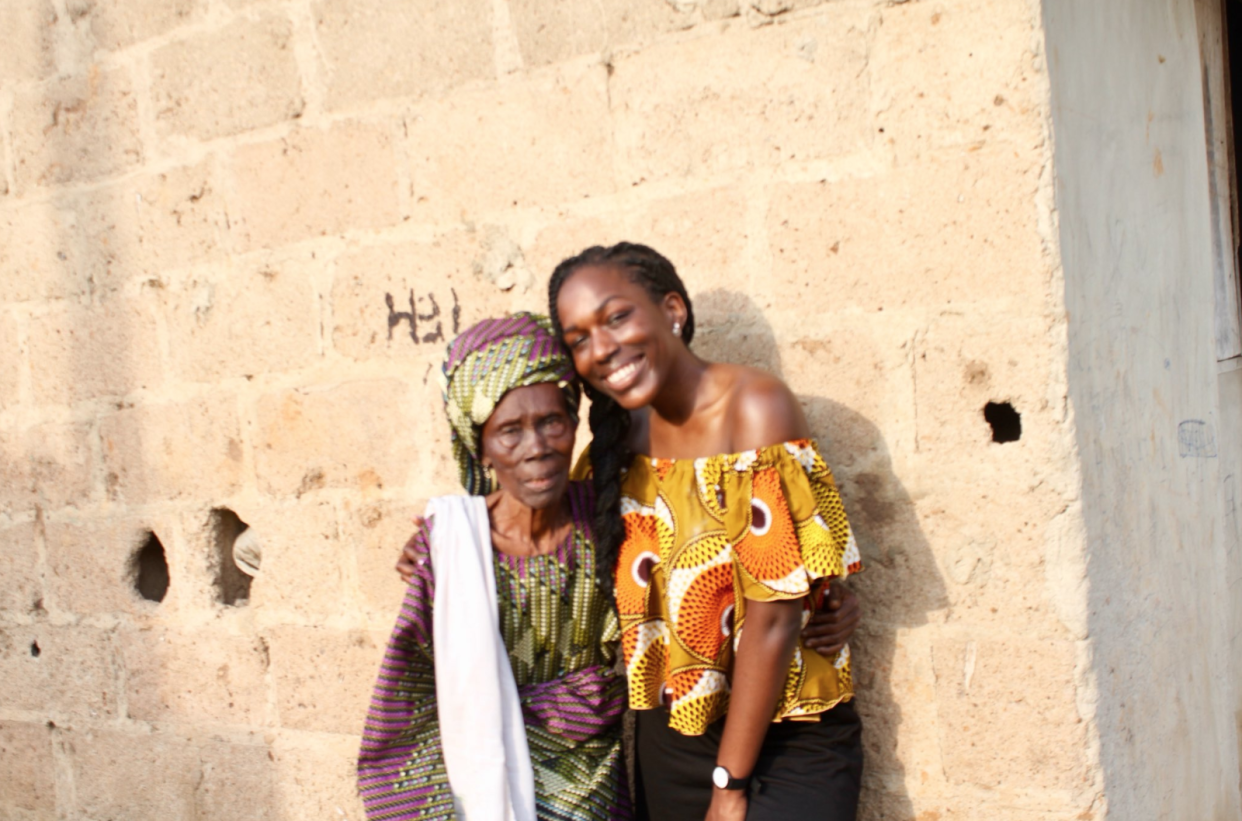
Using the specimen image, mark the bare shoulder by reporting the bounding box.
[715,364,810,451]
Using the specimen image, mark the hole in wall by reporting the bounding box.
[30,641,40,658]
[983,401,1022,443]
[211,508,254,606]
[134,531,169,603]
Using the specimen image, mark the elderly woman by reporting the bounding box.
[357,312,631,821]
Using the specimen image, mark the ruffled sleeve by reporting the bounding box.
[724,440,862,603]
[356,519,457,820]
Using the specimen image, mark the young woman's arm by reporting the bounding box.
[708,598,803,820]
[707,376,810,821]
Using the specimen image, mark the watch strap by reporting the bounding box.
[712,765,750,790]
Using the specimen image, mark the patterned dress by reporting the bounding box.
[358,482,632,821]
[615,439,863,736]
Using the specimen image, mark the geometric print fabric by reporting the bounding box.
[615,439,862,736]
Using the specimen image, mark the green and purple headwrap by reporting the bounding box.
[440,312,580,495]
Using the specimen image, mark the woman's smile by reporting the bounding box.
[601,355,646,393]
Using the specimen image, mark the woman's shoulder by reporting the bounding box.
[711,363,808,451]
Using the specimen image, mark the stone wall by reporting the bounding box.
[0,0,1103,818]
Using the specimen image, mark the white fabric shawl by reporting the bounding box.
[427,495,537,821]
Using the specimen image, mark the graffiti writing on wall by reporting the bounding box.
[1177,419,1218,458]
[386,288,461,345]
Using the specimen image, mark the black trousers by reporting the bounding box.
[633,702,863,821]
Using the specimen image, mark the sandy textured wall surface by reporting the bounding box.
[0,0,1101,818]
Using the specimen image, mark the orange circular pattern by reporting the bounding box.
[671,562,734,661]
[733,467,803,588]
[616,512,660,614]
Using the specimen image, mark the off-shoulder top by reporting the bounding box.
[614,439,862,736]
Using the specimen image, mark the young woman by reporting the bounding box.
[358,313,631,821]
[549,244,865,821]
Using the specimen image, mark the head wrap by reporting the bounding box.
[441,312,581,496]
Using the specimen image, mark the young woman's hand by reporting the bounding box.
[705,788,747,821]
[802,581,861,655]
[395,516,428,583]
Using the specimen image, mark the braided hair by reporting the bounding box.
[547,243,695,591]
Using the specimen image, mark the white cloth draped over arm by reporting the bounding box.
[427,495,537,821]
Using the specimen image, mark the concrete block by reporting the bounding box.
[253,379,418,499]
[26,292,163,405]
[100,393,244,504]
[86,0,204,53]
[0,421,95,516]
[849,625,942,792]
[70,730,199,820]
[268,625,381,733]
[271,733,365,820]
[330,233,515,361]
[0,624,119,719]
[610,10,873,184]
[913,314,1051,468]
[151,12,304,142]
[910,488,1069,637]
[313,0,494,109]
[859,792,1089,821]
[122,627,269,726]
[199,738,279,821]
[0,313,22,409]
[778,319,918,470]
[0,721,56,819]
[343,499,423,622]
[44,516,171,615]
[76,160,228,294]
[508,0,693,68]
[0,199,90,302]
[164,255,321,382]
[228,121,400,251]
[406,62,615,220]
[11,67,143,190]
[0,0,56,84]
[871,0,1042,158]
[524,216,622,287]
[0,521,43,614]
[766,146,1044,312]
[243,501,352,620]
[931,637,1086,790]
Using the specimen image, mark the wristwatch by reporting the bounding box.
[711,765,749,791]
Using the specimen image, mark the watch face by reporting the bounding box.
[712,766,729,789]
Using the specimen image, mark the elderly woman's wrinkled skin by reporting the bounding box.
[479,382,577,558]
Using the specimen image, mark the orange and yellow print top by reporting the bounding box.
[615,439,862,736]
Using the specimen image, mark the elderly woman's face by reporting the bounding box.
[480,382,575,510]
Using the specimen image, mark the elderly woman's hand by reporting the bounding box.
[395,516,428,584]
[802,581,861,656]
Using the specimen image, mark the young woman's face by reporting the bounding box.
[555,263,685,411]
[480,382,575,510]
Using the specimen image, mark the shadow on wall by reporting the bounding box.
[694,289,948,819]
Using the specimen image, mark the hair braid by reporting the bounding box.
[547,242,694,592]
